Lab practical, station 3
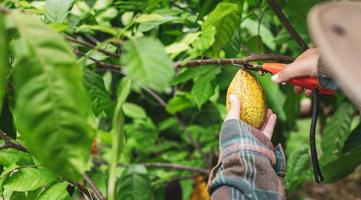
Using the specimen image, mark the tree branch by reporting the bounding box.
[83,174,106,200]
[0,130,29,153]
[266,0,309,51]
[175,54,294,68]
[66,35,120,58]
[73,49,122,73]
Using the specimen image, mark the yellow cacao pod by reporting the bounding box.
[226,68,267,128]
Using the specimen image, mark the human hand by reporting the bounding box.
[271,48,320,96]
[225,94,277,139]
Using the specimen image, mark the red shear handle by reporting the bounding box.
[262,63,335,95]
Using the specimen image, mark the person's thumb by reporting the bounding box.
[225,94,240,121]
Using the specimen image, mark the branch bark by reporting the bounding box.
[0,130,29,153]
[175,54,294,68]
[266,0,309,51]
[83,174,106,200]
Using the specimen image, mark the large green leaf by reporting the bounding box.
[45,0,74,23]
[0,149,33,167]
[321,122,361,183]
[320,102,355,164]
[241,19,275,50]
[4,168,56,192]
[0,12,9,114]
[170,65,216,85]
[166,92,194,114]
[84,69,114,119]
[202,2,240,51]
[108,77,131,200]
[37,182,69,200]
[122,37,174,92]
[116,165,152,200]
[191,67,221,108]
[285,147,311,192]
[11,12,94,180]
[123,103,147,119]
[254,73,286,121]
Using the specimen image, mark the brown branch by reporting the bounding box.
[66,35,119,58]
[266,0,309,51]
[0,7,9,14]
[73,49,122,72]
[0,130,29,153]
[83,174,106,200]
[175,54,294,67]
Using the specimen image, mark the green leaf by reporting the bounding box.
[285,147,311,192]
[166,33,200,58]
[171,65,216,85]
[135,13,176,32]
[321,148,361,183]
[166,93,194,114]
[192,26,216,52]
[37,182,69,200]
[108,77,131,200]
[321,102,355,164]
[122,37,174,92]
[241,19,275,50]
[84,69,114,119]
[320,121,361,182]
[45,0,74,23]
[11,12,94,181]
[123,103,147,119]
[116,165,152,200]
[4,168,56,192]
[0,12,9,114]
[202,3,240,50]
[254,73,286,121]
[191,67,221,108]
[9,192,26,200]
[0,149,33,167]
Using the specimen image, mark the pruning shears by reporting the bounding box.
[241,62,335,95]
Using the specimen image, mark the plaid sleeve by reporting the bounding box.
[207,119,286,200]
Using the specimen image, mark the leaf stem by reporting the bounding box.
[65,35,120,58]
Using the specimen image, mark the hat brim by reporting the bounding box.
[308,2,361,106]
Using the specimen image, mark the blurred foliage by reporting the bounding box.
[0,0,360,199]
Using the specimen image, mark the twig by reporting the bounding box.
[83,174,105,200]
[73,49,121,72]
[66,36,119,58]
[142,87,167,107]
[266,0,309,51]
[0,130,29,153]
[74,182,93,200]
[175,54,294,67]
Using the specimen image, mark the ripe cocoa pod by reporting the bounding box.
[226,68,267,128]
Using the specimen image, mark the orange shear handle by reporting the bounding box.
[262,63,335,95]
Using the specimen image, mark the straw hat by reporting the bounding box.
[308,2,361,106]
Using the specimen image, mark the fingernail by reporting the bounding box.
[271,74,279,82]
[229,94,237,102]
